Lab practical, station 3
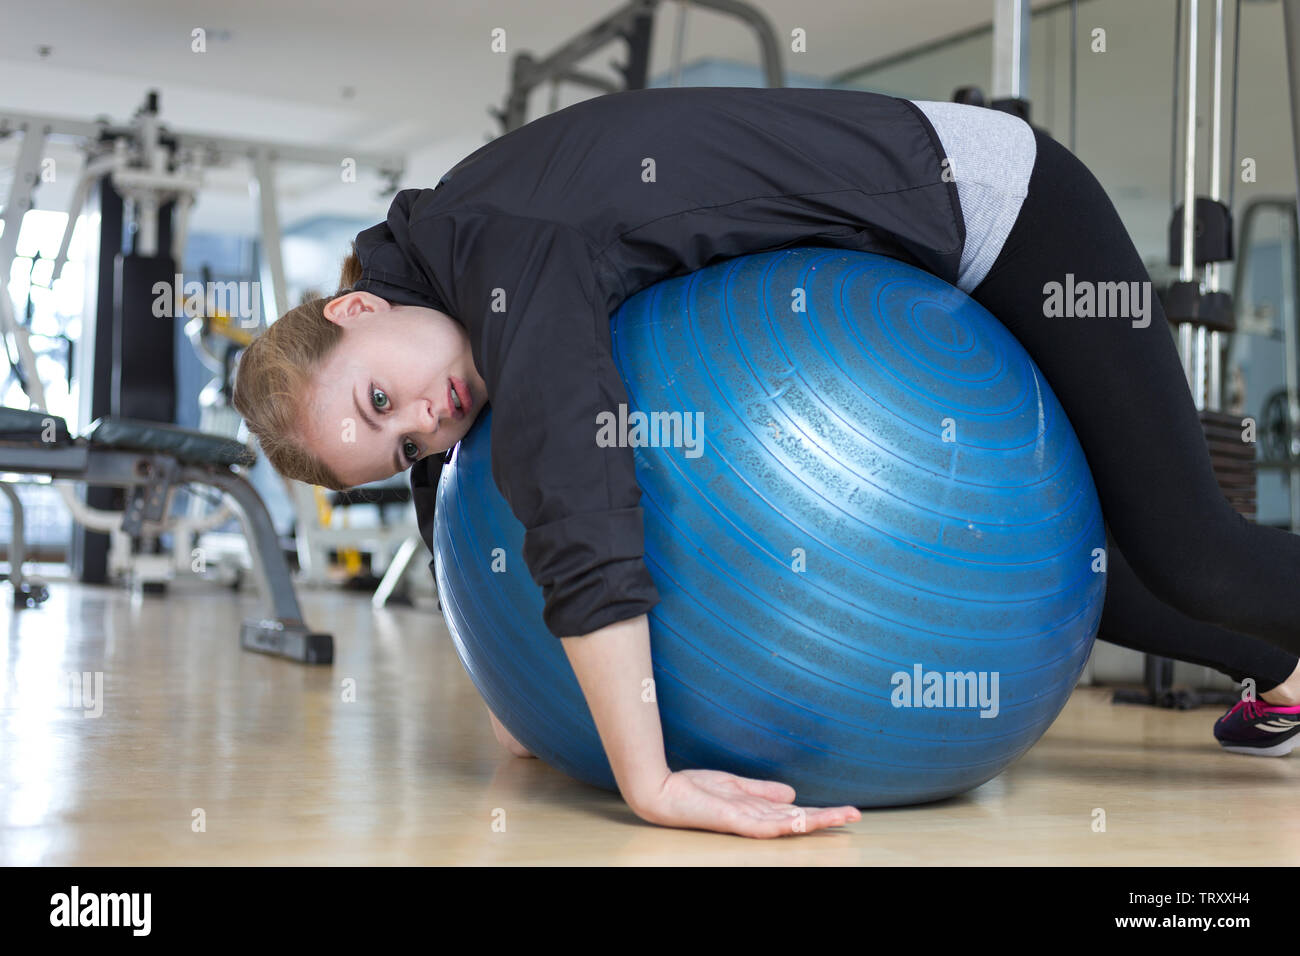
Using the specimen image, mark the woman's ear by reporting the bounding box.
[322,291,393,327]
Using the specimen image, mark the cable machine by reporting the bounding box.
[492,0,784,135]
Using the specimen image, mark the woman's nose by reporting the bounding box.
[413,397,439,432]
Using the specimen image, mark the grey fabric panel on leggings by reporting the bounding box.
[912,100,1037,293]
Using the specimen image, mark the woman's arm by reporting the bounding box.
[562,614,862,838]
[560,615,670,805]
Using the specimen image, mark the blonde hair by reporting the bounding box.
[231,244,364,491]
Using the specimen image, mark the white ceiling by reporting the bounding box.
[0,0,1295,259]
[0,0,1070,234]
[0,0,1064,142]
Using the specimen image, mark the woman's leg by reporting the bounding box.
[1100,525,1298,695]
[968,125,1300,662]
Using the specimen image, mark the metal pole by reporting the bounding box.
[0,120,45,276]
[1228,0,1243,213]
[670,0,689,87]
[0,121,51,412]
[1281,0,1300,525]
[1182,0,1202,406]
[690,0,783,87]
[1069,0,1078,152]
[1209,0,1225,223]
[1171,0,1182,215]
[1208,0,1227,411]
[0,108,402,181]
[1283,210,1300,530]
[252,148,289,324]
[1182,0,1199,285]
[992,0,1032,101]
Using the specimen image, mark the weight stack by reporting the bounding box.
[1201,410,1257,521]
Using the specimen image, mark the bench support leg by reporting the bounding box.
[179,465,333,665]
[0,482,50,609]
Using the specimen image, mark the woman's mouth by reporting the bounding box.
[448,377,471,420]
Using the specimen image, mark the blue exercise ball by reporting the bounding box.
[434,248,1105,808]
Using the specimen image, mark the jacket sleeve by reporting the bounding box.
[413,209,661,638]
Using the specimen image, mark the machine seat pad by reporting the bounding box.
[84,417,256,467]
[0,406,74,444]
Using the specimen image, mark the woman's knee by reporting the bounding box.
[1111,512,1248,626]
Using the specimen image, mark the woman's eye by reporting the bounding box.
[371,386,416,465]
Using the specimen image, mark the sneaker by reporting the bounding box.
[1214,698,1300,756]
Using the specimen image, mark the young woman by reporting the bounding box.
[233,86,1300,839]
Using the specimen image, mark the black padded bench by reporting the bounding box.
[0,406,333,664]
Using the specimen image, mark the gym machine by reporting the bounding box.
[1112,0,1251,710]
[493,0,784,135]
[1245,1,1300,528]
[0,90,403,662]
[1238,195,1300,527]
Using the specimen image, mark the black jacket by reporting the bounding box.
[350,86,964,639]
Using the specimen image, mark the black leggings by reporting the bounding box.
[967,125,1300,692]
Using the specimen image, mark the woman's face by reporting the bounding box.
[300,291,488,488]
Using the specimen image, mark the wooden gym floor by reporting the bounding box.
[1,568,1297,866]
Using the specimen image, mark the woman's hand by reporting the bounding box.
[487,707,535,758]
[629,769,860,838]
[561,615,859,837]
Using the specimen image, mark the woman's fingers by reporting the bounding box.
[734,805,859,839]
[704,773,862,835]
[775,806,859,832]
[723,774,862,824]
[721,798,860,838]
[634,769,861,838]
